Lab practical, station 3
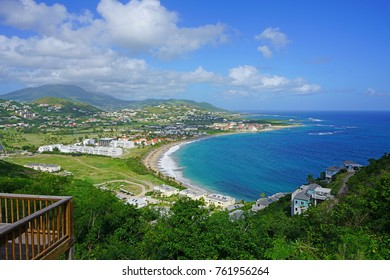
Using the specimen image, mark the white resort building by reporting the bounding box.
[205,193,236,209]
[38,144,123,157]
[154,185,179,197]
[179,189,207,201]
[126,198,148,209]
[110,140,135,149]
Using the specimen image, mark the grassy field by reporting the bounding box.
[4,152,164,189]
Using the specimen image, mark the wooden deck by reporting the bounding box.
[0,193,74,260]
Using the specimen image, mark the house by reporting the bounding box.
[291,184,332,215]
[24,163,61,173]
[291,190,311,215]
[37,144,63,153]
[251,192,286,212]
[229,209,245,220]
[312,187,332,205]
[205,193,235,208]
[126,198,148,209]
[154,185,179,197]
[227,204,244,211]
[179,189,206,200]
[325,166,341,181]
[343,160,363,172]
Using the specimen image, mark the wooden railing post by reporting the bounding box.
[0,193,74,260]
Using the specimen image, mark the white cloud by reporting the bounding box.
[257,45,273,58]
[97,0,227,58]
[229,65,259,86]
[180,67,223,83]
[255,27,290,48]
[225,89,250,97]
[0,34,225,100]
[228,65,320,94]
[366,88,390,96]
[294,83,322,94]
[97,0,177,51]
[0,0,68,35]
[255,27,289,58]
[0,1,320,101]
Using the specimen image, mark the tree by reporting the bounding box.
[306,174,315,184]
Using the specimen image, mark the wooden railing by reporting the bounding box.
[0,193,74,260]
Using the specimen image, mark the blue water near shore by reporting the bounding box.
[172,111,390,201]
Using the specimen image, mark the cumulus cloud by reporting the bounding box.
[0,0,229,99]
[294,84,322,94]
[255,27,290,58]
[0,33,225,100]
[255,27,290,48]
[0,1,320,101]
[96,0,227,58]
[228,65,320,94]
[0,0,68,35]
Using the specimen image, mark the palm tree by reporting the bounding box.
[306,174,315,184]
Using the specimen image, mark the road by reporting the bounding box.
[337,172,355,196]
[73,157,154,197]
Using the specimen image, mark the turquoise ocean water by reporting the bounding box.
[171,111,390,201]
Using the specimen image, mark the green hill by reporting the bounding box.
[1,84,126,110]
[1,84,227,112]
[32,97,101,114]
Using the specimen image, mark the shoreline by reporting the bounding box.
[142,125,300,199]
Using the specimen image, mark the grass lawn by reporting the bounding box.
[4,153,165,188]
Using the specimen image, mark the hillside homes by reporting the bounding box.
[291,183,333,215]
[252,192,286,212]
[154,185,179,197]
[205,193,236,209]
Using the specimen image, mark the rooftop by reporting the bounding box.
[207,193,235,202]
[326,166,341,171]
[294,190,311,201]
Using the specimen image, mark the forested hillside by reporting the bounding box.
[1,154,389,260]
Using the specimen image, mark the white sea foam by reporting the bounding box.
[309,118,324,122]
[315,124,335,127]
[157,140,210,193]
[309,131,344,136]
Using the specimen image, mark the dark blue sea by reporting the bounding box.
[171,111,390,201]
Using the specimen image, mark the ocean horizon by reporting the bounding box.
[163,111,390,201]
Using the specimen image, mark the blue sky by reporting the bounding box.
[0,0,389,110]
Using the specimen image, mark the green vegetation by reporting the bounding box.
[4,153,162,187]
[2,84,227,112]
[33,97,101,115]
[1,154,389,260]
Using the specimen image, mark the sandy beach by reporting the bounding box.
[142,137,208,193]
[142,125,298,195]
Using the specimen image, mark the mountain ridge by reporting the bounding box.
[1,84,226,112]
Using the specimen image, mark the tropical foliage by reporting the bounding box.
[1,154,389,260]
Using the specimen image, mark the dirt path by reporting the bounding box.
[337,172,355,196]
[72,157,154,197]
